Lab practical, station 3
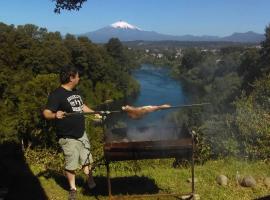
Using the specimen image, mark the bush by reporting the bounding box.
[235,75,270,159]
[200,114,240,158]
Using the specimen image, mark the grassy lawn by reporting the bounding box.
[29,158,270,200]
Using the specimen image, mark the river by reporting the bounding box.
[105,64,187,141]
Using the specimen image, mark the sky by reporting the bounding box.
[0,0,270,37]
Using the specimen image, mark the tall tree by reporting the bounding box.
[260,24,270,75]
[52,0,87,13]
[180,48,204,71]
[105,38,128,71]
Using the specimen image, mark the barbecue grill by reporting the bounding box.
[66,104,203,199]
[104,138,193,161]
[103,126,196,200]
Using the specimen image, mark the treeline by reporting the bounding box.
[171,26,270,160]
[0,22,139,148]
[123,40,256,50]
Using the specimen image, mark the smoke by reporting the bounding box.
[106,119,187,143]
[126,123,181,141]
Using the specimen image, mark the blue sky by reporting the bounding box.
[0,0,269,36]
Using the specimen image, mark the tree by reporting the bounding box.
[105,38,129,72]
[53,0,87,13]
[16,74,59,148]
[237,48,260,91]
[180,48,204,71]
[260,24,270,75]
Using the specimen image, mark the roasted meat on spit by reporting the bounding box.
[121,104,171,119]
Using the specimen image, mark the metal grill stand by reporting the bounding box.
[102,122,197,199]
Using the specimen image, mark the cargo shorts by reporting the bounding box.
[58,132,93,171]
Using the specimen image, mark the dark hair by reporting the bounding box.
[59,65,79,84]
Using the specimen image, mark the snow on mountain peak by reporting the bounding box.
[110,21,141,30]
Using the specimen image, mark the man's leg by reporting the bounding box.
[65,169,76,190]
[82,165,96,189]
[79,132,96,189]
[65,169,77,200]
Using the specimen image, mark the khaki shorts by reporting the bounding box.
[58,132,93,171]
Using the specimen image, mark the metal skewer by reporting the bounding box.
[161,102,210,109]
[64,102,210,117]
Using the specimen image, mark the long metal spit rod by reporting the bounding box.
[64,110,119,116]
[163,102,210,109]
[64,102,210,116]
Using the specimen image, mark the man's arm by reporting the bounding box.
[82,104,95,113]
[43,109,65,120]
[82,104,102,119]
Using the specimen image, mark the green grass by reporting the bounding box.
[30,158,270,200]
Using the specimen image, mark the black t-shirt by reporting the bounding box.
[46,87,85,138]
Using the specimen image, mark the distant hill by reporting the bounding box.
[81,21,265,44]
[122,40,257,49]
[221,31,265,43]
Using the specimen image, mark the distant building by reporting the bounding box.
[216,59,224,64]
[201,49,208,52]
[255,45,262,49]
[175,49,183,58]
[211,49,219,53]
[157,53,163,58]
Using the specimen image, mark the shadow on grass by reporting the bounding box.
[0,142,48,200]
[254,195,270,200]
[36,169,69,190]
[36,168,90,191]
[82,175,160,197]
[38,169,160,198]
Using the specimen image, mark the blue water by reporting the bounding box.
[106,64,187,141]
[125,64,186,127]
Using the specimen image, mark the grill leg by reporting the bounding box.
[106,161,112,200]
[191,132,195,197]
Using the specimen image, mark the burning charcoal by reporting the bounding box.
[263,177,270,188]
[122,104,171,119]
[216,175,228,186]
[241,175,256,187]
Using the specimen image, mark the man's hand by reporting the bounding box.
[94,114,102,119]
[43,109,66,120]
[56,111,66,119]
[93,113,104,122]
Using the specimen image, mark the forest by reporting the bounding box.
[0,22,139,149]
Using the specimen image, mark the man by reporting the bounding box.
[43,66,98,200]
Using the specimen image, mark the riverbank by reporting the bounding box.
[27,157,270,200]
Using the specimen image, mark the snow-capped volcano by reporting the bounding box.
[81,21,264,43]
[110,21,141,30]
